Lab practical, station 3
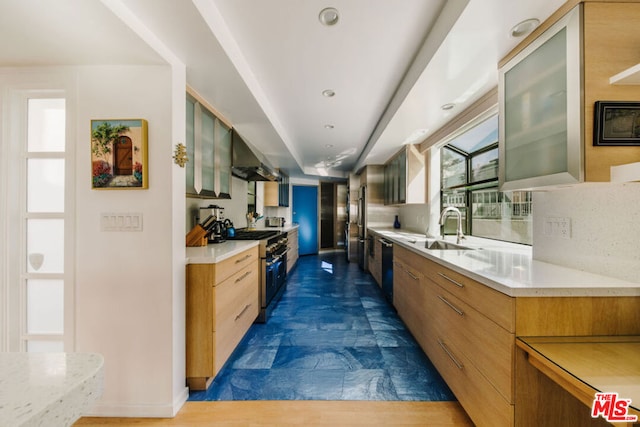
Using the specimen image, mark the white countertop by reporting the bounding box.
[186,225,299,264]
[186,240,259,264]
[0,352,104,427]
[369,227,640,297]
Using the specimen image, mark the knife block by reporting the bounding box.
[186,224,208,247]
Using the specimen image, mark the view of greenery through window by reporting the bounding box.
[440,115,532,245]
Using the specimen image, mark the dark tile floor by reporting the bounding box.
[188,251,455,401]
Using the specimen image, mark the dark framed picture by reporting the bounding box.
[593,101,640,146]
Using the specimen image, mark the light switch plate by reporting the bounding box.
[101,212,143,232]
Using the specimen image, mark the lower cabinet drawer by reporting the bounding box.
[213,267,259,375]
[425,280,514,403]
[393,260,427,347]
[214,246,259,284]
[422,257,514,332]
[214,267,258,332]
[214,300,258,375]
[422,324,514,427]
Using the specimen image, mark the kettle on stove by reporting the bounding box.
[224,219,235,238]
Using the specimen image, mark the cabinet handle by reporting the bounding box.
[235,254,252,264]
[235,271,252,283]
[235,304,251,321]
[406,270,419,281]
[437,295,464,317]
[438,272,464,288]
[378,238,393,248]
[438,339,464,370]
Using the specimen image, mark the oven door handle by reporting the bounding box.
[266,255,281,266]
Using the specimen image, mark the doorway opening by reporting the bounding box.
[320,182,347,250]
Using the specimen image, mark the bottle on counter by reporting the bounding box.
[393,215,401,229]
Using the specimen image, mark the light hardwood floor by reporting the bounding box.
[74,401,473,426]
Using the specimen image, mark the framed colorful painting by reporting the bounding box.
[91,119,148,189]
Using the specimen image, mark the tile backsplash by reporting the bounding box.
[532,182,640,282]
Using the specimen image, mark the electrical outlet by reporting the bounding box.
[543,216,571,239]
[557,217,571,239]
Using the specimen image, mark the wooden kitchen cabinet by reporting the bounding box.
[367,230,382,287]
[264,171,289,207]
[186,246,259,390]
[394,245,516,427]
[499,2,640,189]
[287,228,298,273]
[393,247,427,343]
[393,242,640,427]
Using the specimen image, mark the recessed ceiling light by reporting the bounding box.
[319,7,339,26]
[322,89,335,97]
[510,18,540,38]
[324,124,334,129]
[325,144,334,148]
[441,103,455,111]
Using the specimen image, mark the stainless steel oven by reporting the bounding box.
[263,239,287,318]
[227,228,288,323]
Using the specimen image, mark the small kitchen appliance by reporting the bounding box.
[199,205,227,244]
[266,217,286,227]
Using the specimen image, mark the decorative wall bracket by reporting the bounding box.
[173,143,188,167]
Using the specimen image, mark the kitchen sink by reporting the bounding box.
[424,240,473,250]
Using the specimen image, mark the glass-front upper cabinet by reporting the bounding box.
[384,145,425,205]
[215,118,232,199]
[186,91,232,199]
[499,5,583,190]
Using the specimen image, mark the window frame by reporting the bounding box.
[439,113,531,245]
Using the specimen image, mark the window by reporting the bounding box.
[2,92,72,352]
[440,114,532,245]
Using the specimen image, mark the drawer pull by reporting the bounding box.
[235,271,252,283]
[406,270,419,281]
[235,254,252,264]
[235,304,251,321]
[438,339,464,370]
[438,272,464,288]
[437,295,464,317]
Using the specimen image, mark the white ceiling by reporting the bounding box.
[0,0,565,180]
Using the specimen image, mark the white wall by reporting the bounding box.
[532,183,640,282]
[185,176,249,231]
[73,65,186,416]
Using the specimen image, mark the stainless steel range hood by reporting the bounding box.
[231,129,279,182]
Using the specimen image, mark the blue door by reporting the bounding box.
[292,185,318,255]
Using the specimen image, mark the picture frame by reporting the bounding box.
[593,101,640,146]
[91,119,148,189]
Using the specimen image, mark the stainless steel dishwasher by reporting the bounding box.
[379,237,393,304]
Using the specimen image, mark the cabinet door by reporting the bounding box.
[186,97,216,198]
[263,182,279,206]
[397,151,407,204]
[186,94,232,199]
[215,119,232,199]
[499,5,583,190]
[279,174,289,207]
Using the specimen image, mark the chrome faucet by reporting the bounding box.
[439,207,465,244]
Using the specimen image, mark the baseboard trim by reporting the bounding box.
[85,387,188,418]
